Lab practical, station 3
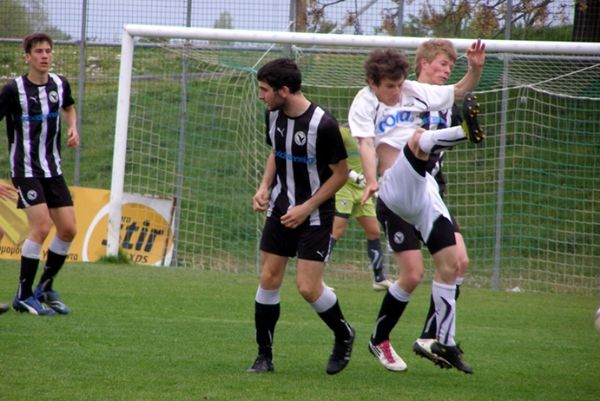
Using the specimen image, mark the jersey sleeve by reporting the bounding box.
[60,76,75,109]
[318,115,347,165]
[0,82,16,121]
[348,87,377,139]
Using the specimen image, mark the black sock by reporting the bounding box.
[456,284,461,301]
[255,302,280,358]
[18,256,39,299]
[39,250,67,291]
[420,294,437,339]
[317,301,353,341]
[371,291,408,344]
[367,239,383,276]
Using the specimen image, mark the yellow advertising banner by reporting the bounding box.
[0,185,175,266]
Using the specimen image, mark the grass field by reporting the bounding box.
[1,260,599,401]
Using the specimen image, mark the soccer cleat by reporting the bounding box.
[430,341,473,374]
[462,92,485,144]
[372,276,393,291]
[368,339,407,372]
[0,303,9,315]
[326,326,355,375]
[12,295,55,316]
[413,338,451,369]
[247,354,274,373]
[35,286,70,315]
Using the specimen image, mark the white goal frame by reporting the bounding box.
[109,24,600,284]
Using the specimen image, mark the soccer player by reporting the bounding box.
[411,39,472,367]
[349,40,485,374]
[0,32,80,316]
[248,57,355,375]
[329,125,392,291]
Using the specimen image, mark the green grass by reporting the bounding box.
[1,260,599,401]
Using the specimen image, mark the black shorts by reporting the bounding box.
[376,197,421,252]
[12,176,73,209]
[376,197,460,254]
[260,216,331,262]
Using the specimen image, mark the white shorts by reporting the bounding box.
[378,148,451,243]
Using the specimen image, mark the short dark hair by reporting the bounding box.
[256,58,302,93]
[364,48,409,86]
[23,32,53,54]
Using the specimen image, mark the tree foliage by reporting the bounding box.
[0,0,69,40]
[379,0,570,39]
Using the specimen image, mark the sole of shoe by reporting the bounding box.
[462,92,485,144]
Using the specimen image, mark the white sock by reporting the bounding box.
[432,280,456,346]
[418,126,467,153]
[310,284,337,313]
[255,286,280,305]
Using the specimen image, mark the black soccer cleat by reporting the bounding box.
[247,354,274,373]
[462,92,485,144]
[430,341,473,374]
[326,326,355,375]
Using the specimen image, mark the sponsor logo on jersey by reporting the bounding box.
[21,112,59,122]
[275,150,316,165]
[377,110,416,134]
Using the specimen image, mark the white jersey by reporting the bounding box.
[348,80,455,150]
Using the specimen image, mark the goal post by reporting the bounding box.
[109,24,600,293]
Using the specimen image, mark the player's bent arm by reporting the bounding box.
[357,137,379,205]
[453,39,486,99]
[252,151,275,212]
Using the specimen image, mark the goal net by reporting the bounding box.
[110,25,600,294]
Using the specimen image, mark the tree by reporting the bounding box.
[379,0,570,40]
[0,0,70,40]
[213,11,233,30]
[573,0,600,41]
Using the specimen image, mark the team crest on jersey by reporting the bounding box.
[294,131,307,146]
[27,189,38,201]
[49,91,59,103]
[393,231,405,245]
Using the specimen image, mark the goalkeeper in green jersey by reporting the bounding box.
[329,126,392,290]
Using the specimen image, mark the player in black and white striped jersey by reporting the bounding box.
[0,32,80,316]
[248,58,355,375]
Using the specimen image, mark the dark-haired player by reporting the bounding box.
[248,57,354,375]
[0,32,80,316]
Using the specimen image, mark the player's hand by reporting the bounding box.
[66,127,80,148]
[0,183,17,201]
[252,188,270,212]
[360,181,379,206]
[466,38,486,69]
[280,204,309,229]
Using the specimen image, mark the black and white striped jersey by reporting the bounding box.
[264,103,347,226]
[0,73,75,178]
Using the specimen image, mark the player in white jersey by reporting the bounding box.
[349,42,485,374]
[410,39,473,368]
